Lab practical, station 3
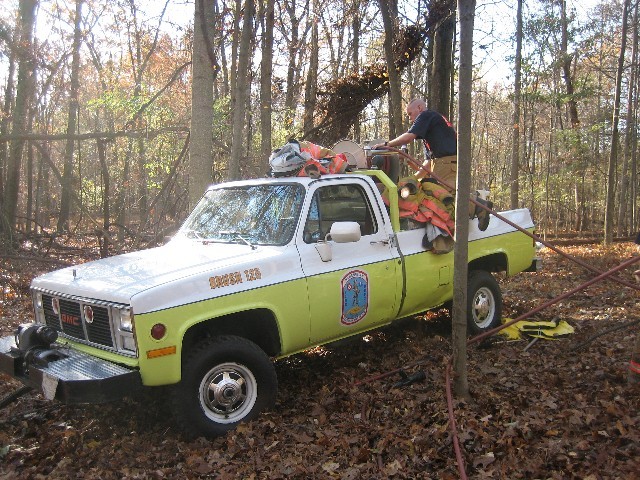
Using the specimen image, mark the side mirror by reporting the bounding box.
[314,222,362,262]
[327,221,361,243]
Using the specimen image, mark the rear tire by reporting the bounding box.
[467,270,502,335]
[171,335,277,438]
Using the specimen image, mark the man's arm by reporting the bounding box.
[373,132,417,149]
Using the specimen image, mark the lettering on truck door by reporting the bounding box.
[297,180,399,344]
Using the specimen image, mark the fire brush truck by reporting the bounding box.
[1,169,538,438]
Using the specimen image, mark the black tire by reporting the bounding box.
[467,270,502,335]
[171,335,277,438]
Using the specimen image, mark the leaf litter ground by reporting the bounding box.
[0,241,639,479]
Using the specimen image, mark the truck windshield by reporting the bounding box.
[179,183,305,246]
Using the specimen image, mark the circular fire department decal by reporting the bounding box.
[341,270,369,325]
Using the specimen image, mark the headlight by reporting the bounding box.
[51,297,60,315]
[117,308,134,332]
[35,292,43,310]
[113,306,136,354]
[32,291,46,324]
[122,336,136,351]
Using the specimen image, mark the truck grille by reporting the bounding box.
[42,293,114,348]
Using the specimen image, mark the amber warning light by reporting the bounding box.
[147,346,176,359]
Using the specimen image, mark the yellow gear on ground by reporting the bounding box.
[499,319,574,340]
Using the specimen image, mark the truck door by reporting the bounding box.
[297,179,399,344]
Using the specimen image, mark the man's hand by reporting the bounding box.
[415,159,432,180]
[372,142,388,150]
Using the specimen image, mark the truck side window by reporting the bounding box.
[303,184,377,243]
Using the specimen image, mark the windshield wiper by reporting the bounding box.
[219,231,257,250]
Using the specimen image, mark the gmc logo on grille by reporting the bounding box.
[61,313,81,327]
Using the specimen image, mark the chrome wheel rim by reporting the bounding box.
[471,286,496,329]
[199,362,257,424]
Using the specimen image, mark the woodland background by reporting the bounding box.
[1,1,639,478]
[0,0,638,252]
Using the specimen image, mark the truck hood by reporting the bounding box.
[31,239,272,303]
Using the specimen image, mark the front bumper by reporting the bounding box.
[0,335,141,404]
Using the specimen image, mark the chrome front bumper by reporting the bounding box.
[0,335,141,404]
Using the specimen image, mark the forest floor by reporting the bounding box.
[0,238,639,479]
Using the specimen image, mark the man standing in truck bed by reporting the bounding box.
[377,98,458,188]
[375,98,490,230]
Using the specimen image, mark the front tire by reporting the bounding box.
[467,270,502,335]
[171,335,277,438]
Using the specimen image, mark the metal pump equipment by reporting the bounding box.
[13,323,65,371]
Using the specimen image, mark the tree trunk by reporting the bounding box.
[378,0,403,138]
[259,0,275,159]
[0,22,17,205]
[604,0,630,245]
[3,0,37,236]
[97,139,110,258]
[229,0,254,180]
[351,2,361,142]
[509,0,522,210]
[216,0,229,98]
[26,118,34,233]
[559,0,586,232]
[452,0,475,399]
[284,0,301,126]
[35,143,45,229]
[230,0,241,109]
[618,1,638,236]
[128,1,170,229]
[303,0,319,136]
[137,134,148,227]
[189,0,217,207]
[57,0,83,233]
[116,139,132,242]
[561,0,579,128]
[632,33,639,233]
[429,0,455,116]
[425,26,434,103]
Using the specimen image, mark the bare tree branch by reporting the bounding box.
[0,126,188,142]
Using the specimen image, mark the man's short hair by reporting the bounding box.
[407,98,426,110]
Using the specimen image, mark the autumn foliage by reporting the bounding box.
[0,240,638,478]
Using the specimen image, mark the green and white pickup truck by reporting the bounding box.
[0,170,538,437]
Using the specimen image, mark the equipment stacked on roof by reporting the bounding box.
[268,139,350,178]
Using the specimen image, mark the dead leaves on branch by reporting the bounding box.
[309,0,456,145]
[1,242,639,478]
